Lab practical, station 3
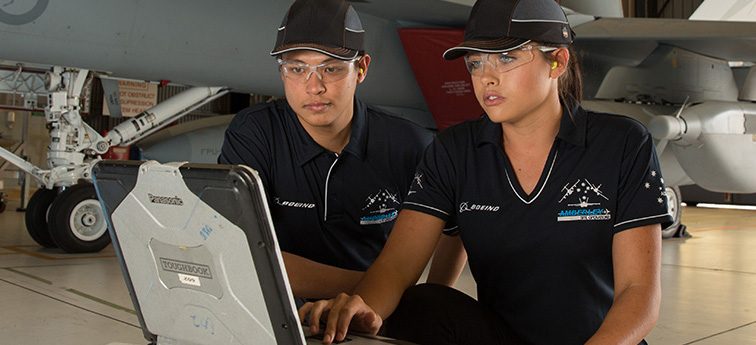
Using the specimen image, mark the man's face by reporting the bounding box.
[280,50,369,132]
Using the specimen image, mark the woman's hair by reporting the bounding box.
[541,44,583,103]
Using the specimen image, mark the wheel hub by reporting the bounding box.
[70,199,107,241]
[81,213,97,226]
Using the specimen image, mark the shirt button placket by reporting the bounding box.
[323,152,340,222]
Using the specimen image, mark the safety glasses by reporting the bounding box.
[277,58,358,83]
[463,45,558,76]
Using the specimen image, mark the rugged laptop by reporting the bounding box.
[93,160,404,345]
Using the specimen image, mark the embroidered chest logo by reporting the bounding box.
[274,197,315,209]
[360,189,400,225]
[459,202,500,213]
[557,179,612,222]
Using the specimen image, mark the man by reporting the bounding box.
[219,0,462,300]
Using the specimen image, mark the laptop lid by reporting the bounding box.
[93,160,305,345]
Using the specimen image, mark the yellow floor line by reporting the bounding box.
[66,288,136,315]
[2,267,52,285]
[2,267,136,315]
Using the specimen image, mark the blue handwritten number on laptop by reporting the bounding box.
[190,315,215,335]
[200,225,213,240]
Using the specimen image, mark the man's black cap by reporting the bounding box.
[443,0,575,60]
[271,0,365,60]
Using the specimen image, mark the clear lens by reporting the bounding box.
[278,58,357,83]
[463,46,557,76]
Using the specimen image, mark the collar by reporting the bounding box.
[477,96,587,148]
[288,98,369,166]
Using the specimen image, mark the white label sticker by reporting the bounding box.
[178,273,201,287]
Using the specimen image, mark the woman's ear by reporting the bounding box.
[550,47,570,79]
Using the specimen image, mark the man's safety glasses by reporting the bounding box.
[464,45,558,76]
[277,58,358,83]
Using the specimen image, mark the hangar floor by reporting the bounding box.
[1,192,756,344]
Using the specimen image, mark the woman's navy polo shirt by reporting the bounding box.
[403,99,672,344]
[219,98,433,271]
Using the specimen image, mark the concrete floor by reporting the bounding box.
[1,193,756,344]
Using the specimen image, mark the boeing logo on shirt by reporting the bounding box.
[459,202,500,213]
[274,197,315,209]
[557,178,612,222]
[360,189,400,225]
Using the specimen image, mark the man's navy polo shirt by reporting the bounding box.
[403,98,672,344]
[219,98,433,271]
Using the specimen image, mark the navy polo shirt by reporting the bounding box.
[219,98,433,271]
[403,98,672,344]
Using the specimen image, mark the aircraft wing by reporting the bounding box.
[571,17,756,101]
[574,17,756,62]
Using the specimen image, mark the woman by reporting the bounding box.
[301,0,672,344]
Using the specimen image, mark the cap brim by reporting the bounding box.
[270,44,359,60]
[442,38,531,60]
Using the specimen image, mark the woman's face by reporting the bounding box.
[468,45,561,125]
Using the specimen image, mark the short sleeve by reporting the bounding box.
[218,110,272,189]
[613,126,674,232]
[403,137,457,224]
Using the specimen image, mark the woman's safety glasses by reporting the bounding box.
[277,58,358,83]
[464,45,557,76]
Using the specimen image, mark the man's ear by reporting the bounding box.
[357,54,371,83]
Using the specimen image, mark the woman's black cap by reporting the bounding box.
[443,0,575,60]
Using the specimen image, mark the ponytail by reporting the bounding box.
[559,46,583,103]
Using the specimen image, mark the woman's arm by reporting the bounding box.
[299,209,446,344]
[426,234,467,287]
[586,223,662,345]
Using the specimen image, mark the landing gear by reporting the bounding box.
[25,187,59,248]
[24,183,110,253]
[47,183,111,253]
[662,186,688,238]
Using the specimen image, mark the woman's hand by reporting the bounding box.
[296,210,447,344]
[299,293,383,344]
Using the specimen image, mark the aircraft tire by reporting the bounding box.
[25,187,59,248]
[662,186,682,239]
[48,183,111,253]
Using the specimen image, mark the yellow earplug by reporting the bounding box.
[551,62,558,70]
[360,68,364,74]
